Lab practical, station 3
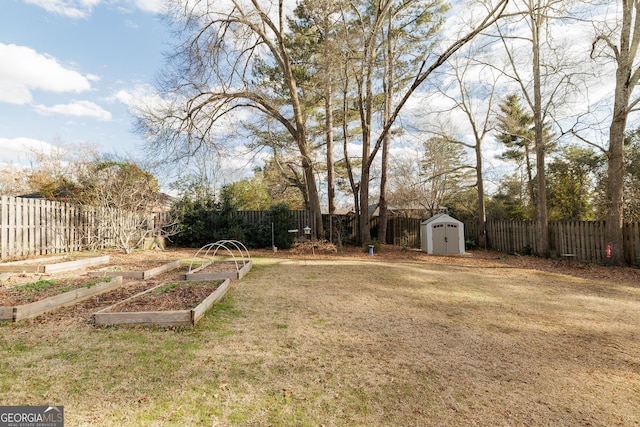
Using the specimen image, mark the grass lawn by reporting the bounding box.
[1,248,639,425]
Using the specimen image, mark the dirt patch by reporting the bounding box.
[106,281,223,312]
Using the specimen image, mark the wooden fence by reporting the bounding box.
[233,210,422,247]
[208,210,640,264]
[3,195,640,264]
[1,196,82,259]
[468,219,640,264]
[0,196,158,260]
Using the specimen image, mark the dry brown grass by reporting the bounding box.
[1,246,639,426]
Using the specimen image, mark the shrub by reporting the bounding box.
[168,195,251,247]
[253,204,297,249]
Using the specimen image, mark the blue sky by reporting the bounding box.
[0,0,169,165]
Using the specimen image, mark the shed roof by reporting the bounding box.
[420,213,463,226]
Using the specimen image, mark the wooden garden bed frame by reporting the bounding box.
[93,279,231,327]
[0,255,110,274]
[0,276,123,322]
[181,259,252,281]
[89,260,182,280]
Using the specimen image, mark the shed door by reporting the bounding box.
[432,222,459,254]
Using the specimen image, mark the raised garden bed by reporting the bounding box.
[182,259,252,281]
[0,275,123,322]
[89,260,182,279]
[182,240,252,281]
[0,255,110,274]
[93,279,231,327]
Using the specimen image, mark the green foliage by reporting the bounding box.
[253,204,297,250]
[221,180,272,211]
[546,145,601,221]
[495,93,556,211]
[16,278,57,292]
[169,190,298,249]
[487,174,533,220]
[495,94,535,162]
[465,238,477,250]
[18,277,111,294]
[155,283,180,294]
[168,193,252,248]
[619,129,640,221]
[443,188,480,225]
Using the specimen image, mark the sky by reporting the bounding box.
[0,0,621,203]
[0,0,170,165]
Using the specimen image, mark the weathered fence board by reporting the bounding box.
[0,196,161,260]
[479,219,639,264]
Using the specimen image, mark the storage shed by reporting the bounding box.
[421,214,465,255]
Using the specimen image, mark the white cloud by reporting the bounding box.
[0,43,93,105]
[23,0,101,19]
[113,87,149,108]
[33,100,113,120]
[133,0,169,14]
[0,137,54,164]
[23,0,168,17]
[112,85,170,115]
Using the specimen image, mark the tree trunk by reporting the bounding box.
[605,76,630,265]
[325,79,335,242]
[378,17,393,244]
[323,13,336,243]
[359,165,371,245]
[603,0,636,266]
[606,116,626,265]
[303,158,323,240]
[532,8,548,257]
[475,141,487,248]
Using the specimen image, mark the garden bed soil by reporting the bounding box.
[0,275,123,322]
[93,279,230,327]
[105,281,223,312]
[0,275,119,306]
[89,259,182,279]
[17,279,175,326]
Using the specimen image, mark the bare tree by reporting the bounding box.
[344,0,509,244]
[425,47,504,247]
[80,160,177,254]
[0,164,30,196]
[388,140,473,218]
[27,139,99,200]
[136,0,324,237]
[591,0,640,265]
[492,0,588,257]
